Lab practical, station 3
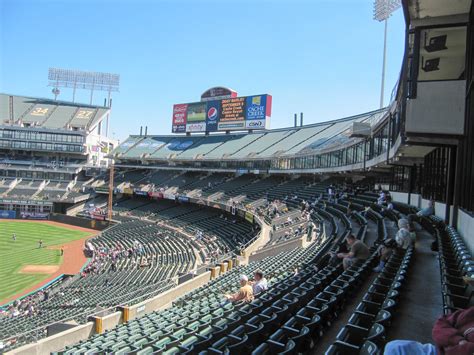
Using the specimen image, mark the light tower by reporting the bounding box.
[47,68,120,136]
[373,0,401,108]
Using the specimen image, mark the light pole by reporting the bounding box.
[373,0,401,108]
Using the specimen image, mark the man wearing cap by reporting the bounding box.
[225,275,254,303]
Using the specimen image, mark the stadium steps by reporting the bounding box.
[383,225,443,344]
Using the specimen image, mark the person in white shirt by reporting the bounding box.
[396,219,413,250]
[251,270,268,295]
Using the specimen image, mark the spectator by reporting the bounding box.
[417,200,435,218]
[224,275,254,303]
[385,196,394,211]
[373,238,397,272]
[337,235,370,270]
[377,191,386,205]
[384,306,474,355]
[251,270,268,295]
[395,219,413,250]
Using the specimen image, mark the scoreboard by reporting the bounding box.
[172,94,272,133]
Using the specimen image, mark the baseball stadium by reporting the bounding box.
[1,0,474,354]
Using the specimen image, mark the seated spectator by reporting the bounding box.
[377,191,386,205]
[337,235,370,270]
[398,217,416,241]
[395,219,413,250]
[381,196,394,217]
[416,199,435,218]
[250,270,268,295]
[384,306,474,355]
[373,238,397,272]
[224,275,254,303]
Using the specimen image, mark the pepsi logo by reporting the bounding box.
[207,107,218,121]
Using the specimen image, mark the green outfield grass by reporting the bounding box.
[0,221,91,303]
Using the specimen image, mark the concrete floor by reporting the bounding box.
[385,227,443,344]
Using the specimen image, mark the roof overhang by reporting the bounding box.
[406,0,472,21]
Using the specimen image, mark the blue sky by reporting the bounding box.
[0,0,405,141]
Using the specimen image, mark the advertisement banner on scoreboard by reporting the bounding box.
[220,97,246,122]
[172,94,272,133]
[218,121,246,131]
[172,104,187,133]
[205,100,220,132]
[245,95,266,120]
[186,122,206,132]
[245,119,266,129]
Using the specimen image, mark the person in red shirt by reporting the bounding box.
[384,307,474,355]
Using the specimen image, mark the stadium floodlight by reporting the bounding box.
[48,68,120,105]
[373,0,401,108]
[373,0,401,22]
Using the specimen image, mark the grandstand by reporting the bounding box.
[0,94,116,212]
[1,1,474,354]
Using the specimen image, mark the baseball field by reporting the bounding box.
[0,220,93,304]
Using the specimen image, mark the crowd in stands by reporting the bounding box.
[0,289,49,320]
[82,240,146,276]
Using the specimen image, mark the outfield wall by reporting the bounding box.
[50,213,111,231]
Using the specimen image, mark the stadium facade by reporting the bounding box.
[0,94,116,215]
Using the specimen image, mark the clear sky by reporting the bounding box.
[0,0,405,141]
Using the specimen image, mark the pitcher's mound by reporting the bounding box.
[20,265,59,274]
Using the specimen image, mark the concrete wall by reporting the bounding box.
[458,209,474,256]
[406,80,466,135]
[7,322,95,355]
[94,311,123,334]
[390,190,474,260]
[126,271,211,321]
[390,191,409,204]
[249,237,304,263]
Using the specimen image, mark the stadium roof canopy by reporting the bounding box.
[406,0,471,19]
[113,108,388,161]
[0,93,110,133]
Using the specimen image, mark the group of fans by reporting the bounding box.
[82,240,147,277]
